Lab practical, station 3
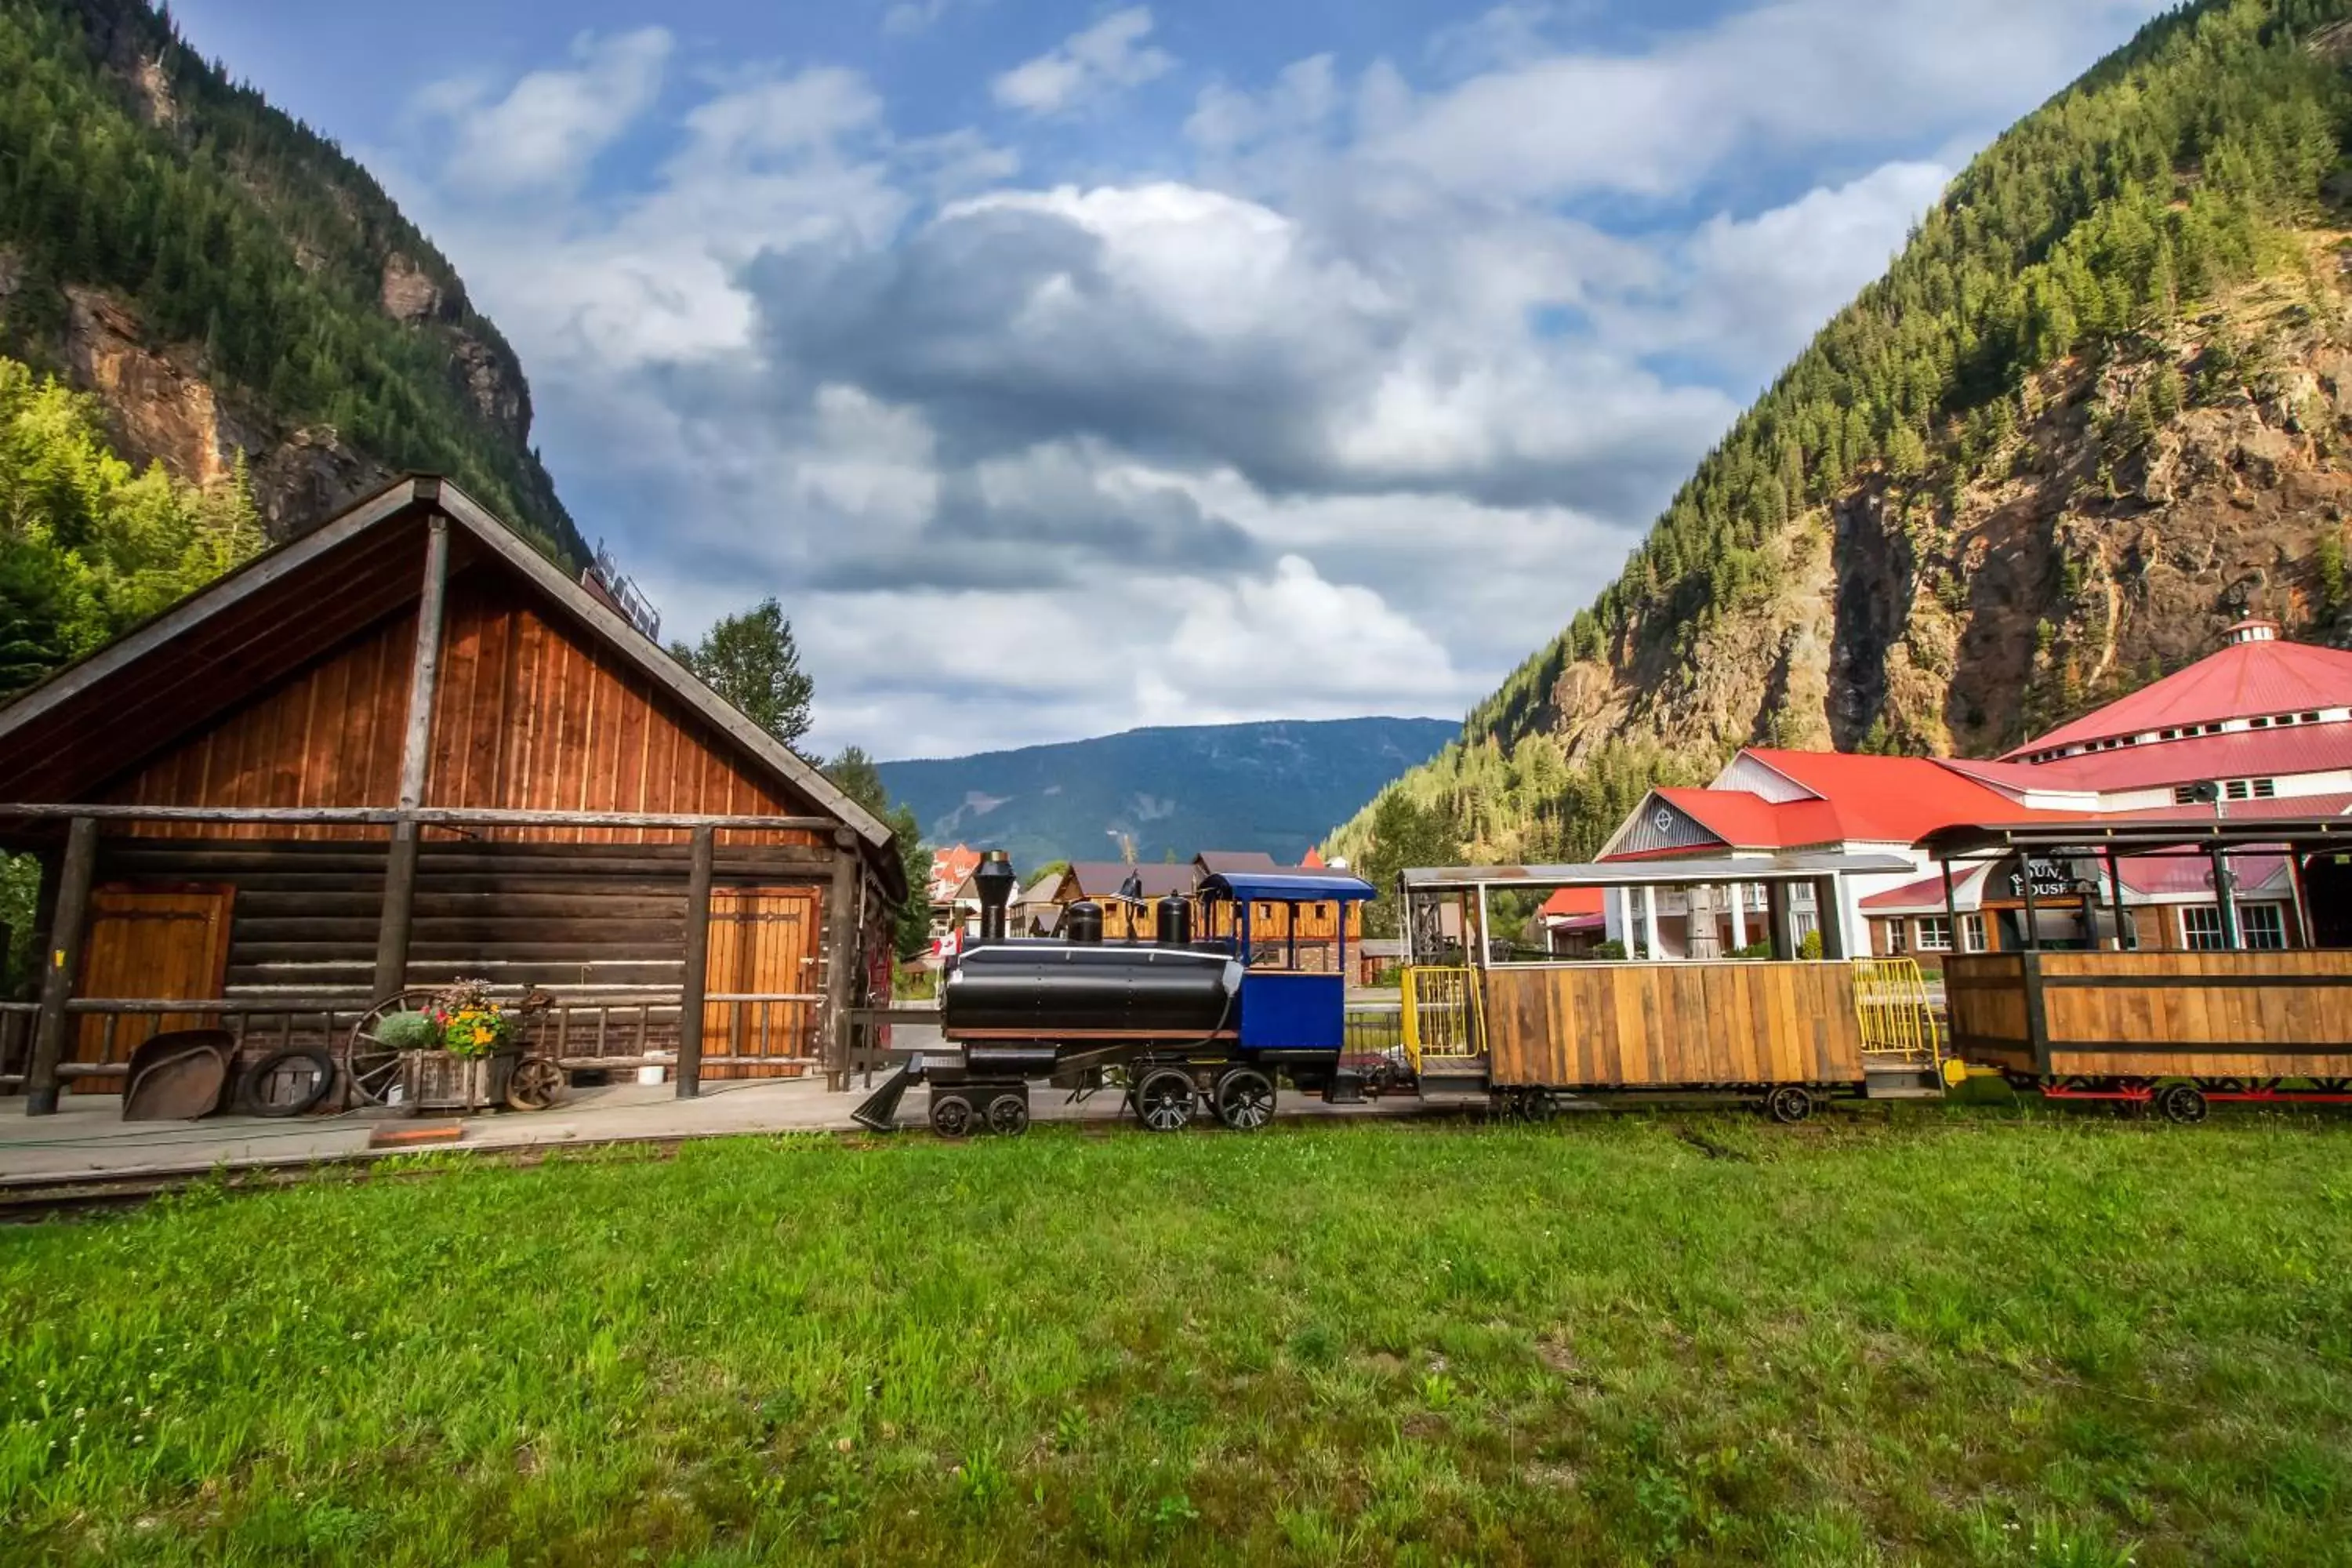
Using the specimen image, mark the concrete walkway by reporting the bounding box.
[0,1071,1432,1196]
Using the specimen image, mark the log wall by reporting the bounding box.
[1947,950,2352,1078]
[1482,960,1865,1089]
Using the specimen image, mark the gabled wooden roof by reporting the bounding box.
[0,475,897,855]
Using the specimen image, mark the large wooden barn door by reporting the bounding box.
[74,885,234,1084]
[703,887,820,1078]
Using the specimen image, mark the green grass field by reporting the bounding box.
[4,1112,2350,1566]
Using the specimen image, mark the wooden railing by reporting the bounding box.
[1,989,835,1093]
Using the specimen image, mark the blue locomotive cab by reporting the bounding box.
[1197,869,1377,1056]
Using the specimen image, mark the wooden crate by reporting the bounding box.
[397,1050,517,1113]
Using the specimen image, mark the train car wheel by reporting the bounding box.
[1764,1085,1814,1125]
[2157,1083,2209,1126]
[1133,1069,1196,1133]
[931,1093,975,1139]
[1214,1068,1276,1131]
[986,1093,1030,1137]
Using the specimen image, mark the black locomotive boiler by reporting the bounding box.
[854,850,1377,1136]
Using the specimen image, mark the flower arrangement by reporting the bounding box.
[428,978,514,1060]
[372,1010,441,1052]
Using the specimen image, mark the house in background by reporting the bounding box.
[925,844,982,948]
[1594,619,2352,957]
[1537,887,1608,956]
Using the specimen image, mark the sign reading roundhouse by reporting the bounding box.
[0,477,904,1112]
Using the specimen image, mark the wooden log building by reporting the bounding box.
[0,477,906,1111]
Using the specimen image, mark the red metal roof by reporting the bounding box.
[1300,847,1327,868]
[2005,637,2352,757]
[1538,886,1606,919]
[1990,724,2352,793]
[1729,751,2027,842]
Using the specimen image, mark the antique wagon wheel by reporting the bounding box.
[504,1055,566,1112]
[1213,1067,1276,1131]
[1763,1084,1815,1125]
[985,1093,1030,1137]
[344,988,445,1107]
[2156,1082,2209,1126]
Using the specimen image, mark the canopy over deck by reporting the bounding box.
[1918,815,2352,861]
[1201,870,1377,902]
[1399,854,1915,890]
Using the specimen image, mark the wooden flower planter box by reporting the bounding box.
[397,1049,519,1114]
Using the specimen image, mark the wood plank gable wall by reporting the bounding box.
[107,572,825,849]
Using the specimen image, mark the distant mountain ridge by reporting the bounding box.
[877,718,1457,869]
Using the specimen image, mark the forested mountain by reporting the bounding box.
[877,718,1457,869]
[0,0,578,558]
[1333,0,2352,875]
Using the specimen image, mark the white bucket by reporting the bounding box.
[637,1064,667,1085]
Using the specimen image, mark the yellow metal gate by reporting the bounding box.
[1400,967,1486,1073]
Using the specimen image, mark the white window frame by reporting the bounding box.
[1915,916,1953,953]
[1883,918,1908,955]
[1961,913,1987,953]
[2180,906,2226,950]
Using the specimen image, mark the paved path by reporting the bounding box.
[0,1068,1435,1194]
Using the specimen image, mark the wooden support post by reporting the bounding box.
[372,514,450,1003]
[823,833,859,1091]
[676,826,715,1099]
[25,816,97,1116]
[1641,884,1664,962]
[1766,880,1794,960]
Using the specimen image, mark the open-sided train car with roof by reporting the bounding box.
[852,854,1379,1135]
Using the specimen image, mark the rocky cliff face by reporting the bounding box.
[1523,234,2352,775]
[0,0,580,557]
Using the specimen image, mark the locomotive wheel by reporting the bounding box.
[1133,1069,1196,1133]
[1764,1085,1815,1125]
[2157,1082,2209,1126]
[1214,1068,1276,1131]
[985,1093,1030,1137]
[931,1093,975,1139]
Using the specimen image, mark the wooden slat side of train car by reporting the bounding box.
[1947,950,2352,1080]
[1482,961,1867,1090]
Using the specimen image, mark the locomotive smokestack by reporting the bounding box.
[975,850,1016,945]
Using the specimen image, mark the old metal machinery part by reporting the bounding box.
[1154,892,1193,947]
[1214,1067,1276,1131]
[345,988,448,1107]
[1064,899,1105,945]
[1133,1068,1197,1133]
[2158,1082,2209,1125]
[986,1093,1031,1137]
[503,1055,566,1112]
[1765,1085,1815,1125]
[239,1045,337,1118]
[931,1092,975,1139]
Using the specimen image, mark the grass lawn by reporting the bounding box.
[3,1112,2350,1566]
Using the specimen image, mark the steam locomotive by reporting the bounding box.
[853,850,1379,1137]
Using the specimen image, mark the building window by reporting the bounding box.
[2173,784,2198,805]
[2184,903,2288,949]
[2252,779,2276,798]
[1884,920,1908,955]
[1961,913,1987,953]
[1916,916,1953,952]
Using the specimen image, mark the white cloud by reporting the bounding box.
[992,7,1174,115]
[382,0,2178,757]
[427,27,672,197]
[883,0,960,37]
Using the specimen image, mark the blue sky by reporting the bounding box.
[173,0,2168,760]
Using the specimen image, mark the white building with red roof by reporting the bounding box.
[1598,620,2352,957]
